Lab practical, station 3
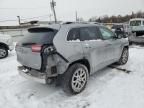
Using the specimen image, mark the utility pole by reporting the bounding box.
[17,16,21,25]
[76,11,78,21]
[49,14,52,22]
[50,0,57,23]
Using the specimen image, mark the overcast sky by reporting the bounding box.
[0,0,144,25]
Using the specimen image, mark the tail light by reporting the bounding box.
[31,44,42,52]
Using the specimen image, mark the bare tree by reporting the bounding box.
[89,11,144,23]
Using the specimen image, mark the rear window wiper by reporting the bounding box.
[22,43,37,46]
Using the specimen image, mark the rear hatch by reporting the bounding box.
[16,27,58,70]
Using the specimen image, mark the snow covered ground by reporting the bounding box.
[0,45,144,108]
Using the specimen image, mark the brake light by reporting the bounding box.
[31,44,42,52]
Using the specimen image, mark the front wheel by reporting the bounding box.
[62,63,89,94]
[0,47,8,59]
[117,48,129,65]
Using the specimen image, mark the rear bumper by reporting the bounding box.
[18,66,46,84]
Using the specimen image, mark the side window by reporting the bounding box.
[99,27,115,40]
[80,27,98,41]
[67,28,80,41]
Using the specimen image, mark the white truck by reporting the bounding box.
[129,18,144,36]
[0,34,14,59]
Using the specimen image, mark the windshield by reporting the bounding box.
[19,28,58,45]
[130,20,141,26]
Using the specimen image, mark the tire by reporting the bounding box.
[117,48,129,65]
[0,47,8,59]
[62,63,89,95]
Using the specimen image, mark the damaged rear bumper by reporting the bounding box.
[18,66,47,84]
[18,53,69,84]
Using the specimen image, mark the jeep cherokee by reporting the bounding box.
[16,23,129,94]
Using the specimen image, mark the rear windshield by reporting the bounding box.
[130,20,141,26]
[19,28,58,45]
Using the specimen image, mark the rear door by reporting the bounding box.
[65,28,84,62]
[16,28,58,70]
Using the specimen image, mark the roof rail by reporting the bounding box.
[61,21,91,25]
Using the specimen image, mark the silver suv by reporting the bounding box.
[16,23,129,94]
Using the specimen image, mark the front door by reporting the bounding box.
[80,26,108,73]
[98,26,121,64]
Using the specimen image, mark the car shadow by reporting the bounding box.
[13,66,119,100]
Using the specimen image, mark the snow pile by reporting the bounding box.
[0,46,144,108]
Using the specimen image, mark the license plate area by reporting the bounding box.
[16,47,42,70]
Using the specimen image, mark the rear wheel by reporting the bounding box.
[0,47,8,59]
[117,48,129,65]
[62,63,89,94]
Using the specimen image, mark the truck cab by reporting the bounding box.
[129,18,144,36]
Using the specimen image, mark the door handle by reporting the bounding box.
[105,44,112,47]
[84,44,92,48]
[85,46,92,48]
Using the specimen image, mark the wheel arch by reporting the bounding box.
[68,59,91,74]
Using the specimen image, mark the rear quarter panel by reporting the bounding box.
[53,26,85,73]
